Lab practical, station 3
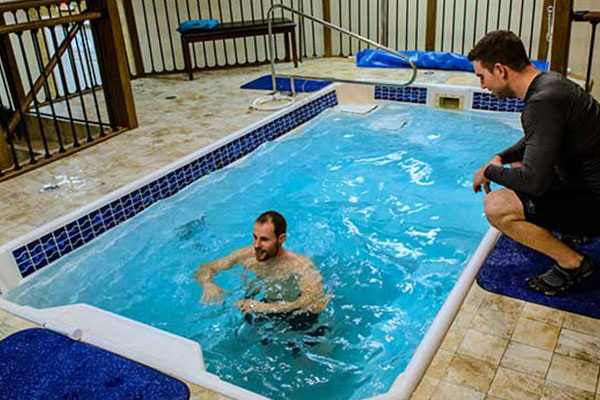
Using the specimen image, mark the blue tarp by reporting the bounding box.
[356,49,549,72]
[177,19,220,33]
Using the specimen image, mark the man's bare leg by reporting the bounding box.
[483,188,583,269]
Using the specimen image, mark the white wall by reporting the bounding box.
[569,0,599,98]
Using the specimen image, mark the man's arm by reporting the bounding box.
[195,247,251,304]
[497,137,526,164]
[472,138,529,194]
[484,99,567,196]
[473,155,503,193]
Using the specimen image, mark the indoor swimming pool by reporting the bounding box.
[6,101,521,400]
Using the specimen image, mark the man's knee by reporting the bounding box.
[484,189,521,227]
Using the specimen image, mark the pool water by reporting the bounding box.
[8,103,521,400]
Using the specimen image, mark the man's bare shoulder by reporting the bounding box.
[229,246,254,262]
[301,255,318,268]
[285,251,318,272]
[231,247,266,272]
[283,249,306,261]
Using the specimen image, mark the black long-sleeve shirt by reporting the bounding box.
[484,72,600,197]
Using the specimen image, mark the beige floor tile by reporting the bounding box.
[501,341,552,378]
[5,317,37,331]
[411,377,440,400]
[547,354,599,392]
[555,328,600,364]
[189,383,235,400]
[441,354,496,393]
[426,350,455,380]
[0,321,28,339]
[541,380,595,400]
[522,303,565,326]
[431,381,486,400]
[488,294,525,310]
[0,310,37,339]
[464,283,489,309]
[485,397,504,400]
[457,329,509,365]
[563,314,600,339]
[0,309,20,321]
[470,295,523,339]
[440,323,468,353]
[511,317,561,351]
[454,304,480,330]
[488,367,545,400]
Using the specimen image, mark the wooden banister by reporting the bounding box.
[88,0,137,130]
[425,0,437,51]
[121,0,145,77]
[537,0,553,61]
[322,0,332,57]
[6,22,82,135]
[550,0,575,75]
[0,11,101,35]
[0,0,82,13]
[573,11,600,23]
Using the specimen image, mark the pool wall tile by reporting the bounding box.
[10,90,338,279]
[374,85,523,113]
[471,92,524,112]
[375,85,428,104]
[54,228,71,256]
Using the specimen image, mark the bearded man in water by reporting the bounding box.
[194,211,330,329]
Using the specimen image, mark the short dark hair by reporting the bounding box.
[468,30,530,72]
[256,211,287,237]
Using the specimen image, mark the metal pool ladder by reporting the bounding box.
[264,4,417,99]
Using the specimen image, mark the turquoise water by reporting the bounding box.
[8,103,521,400]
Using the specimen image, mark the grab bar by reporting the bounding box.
[266,4,418,95]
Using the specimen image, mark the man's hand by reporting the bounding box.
[200,282,225,305]
[473,156,503,194]
[234,299,269,313]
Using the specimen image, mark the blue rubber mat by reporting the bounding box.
[240,75,331,92]
[477,235,600,319]
[0,328,190,400]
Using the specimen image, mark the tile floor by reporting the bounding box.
[413,284,600,400]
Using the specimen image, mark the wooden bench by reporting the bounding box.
[180,18,299,80]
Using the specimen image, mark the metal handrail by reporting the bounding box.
[266,4,418,95]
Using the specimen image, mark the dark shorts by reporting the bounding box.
[244,311,320,332]
[515,190,600,235]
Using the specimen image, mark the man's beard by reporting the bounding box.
[254,243,279,261]
[494,85,516,99]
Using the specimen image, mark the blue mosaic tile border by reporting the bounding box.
[374,85,427,104]
[12,91,338,279]
[472,92,524,112]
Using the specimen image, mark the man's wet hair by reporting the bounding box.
[468,30,531,72]
[256,211,287,237]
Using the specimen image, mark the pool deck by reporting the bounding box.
[1,58,600,400]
